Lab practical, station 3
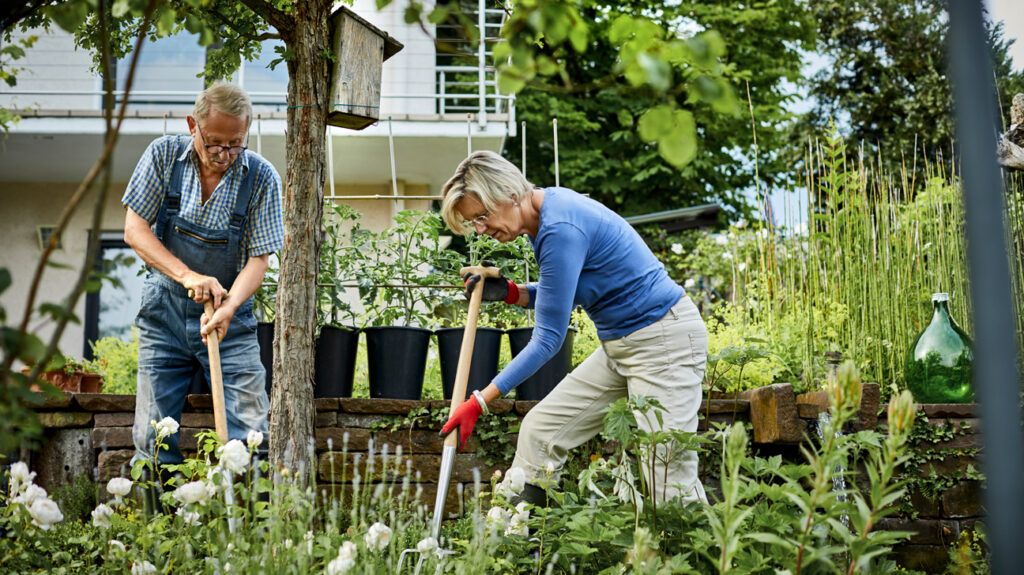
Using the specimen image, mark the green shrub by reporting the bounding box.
[87,332,138,395]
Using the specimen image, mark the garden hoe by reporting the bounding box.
[192,291,237,533]
[397,263,500,574]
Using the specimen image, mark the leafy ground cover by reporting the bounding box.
[1,363,951,575]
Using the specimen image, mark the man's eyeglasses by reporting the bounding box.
[462,210,491,229]
[195,119,248,156]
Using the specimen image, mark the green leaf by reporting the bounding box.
[569,25,588,53]
[637,105,673,142]
[658,110,697,168]
[0,268,11,295]
[45,1,90,34]
[746,532,796,550]
[112,0,130,18]
[39,303,80,325]
[154,6,178,36]
[497,71,527,95]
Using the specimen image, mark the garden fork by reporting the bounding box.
[398,263,500,574]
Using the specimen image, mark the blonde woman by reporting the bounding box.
[438,151,708,505]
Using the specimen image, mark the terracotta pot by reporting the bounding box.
[28,369,104,393]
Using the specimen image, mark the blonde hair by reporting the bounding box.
[440,150,534,235]
[193,82,252,124]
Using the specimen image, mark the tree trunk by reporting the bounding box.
[270,0,332,475]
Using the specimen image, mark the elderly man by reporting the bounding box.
[123,82,283,464]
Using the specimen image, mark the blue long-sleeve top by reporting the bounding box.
[492,187,684,395]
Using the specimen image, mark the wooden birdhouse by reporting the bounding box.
[327,6,404,130]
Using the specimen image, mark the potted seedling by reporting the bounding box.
[359,210,446,399]
[314,202,365,398]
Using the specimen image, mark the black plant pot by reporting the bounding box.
[507,326,576,401]
[257,321,275,395]
[436,327,503,400]
[315,326,359,398]
[363,326,432,400]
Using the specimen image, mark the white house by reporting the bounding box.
[0,0,514,360]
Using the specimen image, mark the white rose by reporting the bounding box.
[9,462,35,494]
[514,501,530,518]
[416,537,438,557]
[246,430,264,450]
[337,540,358,562]
[107,477,133,498]
[154,416,179,439]
[176,507,201,526]
[506,514,529,537]
[219,440,251,474]
[91,503,114,528]
[364,522,392,552]
[131,560,157,575]
[485,506,511,531]
[505,467,526,494]
[670,243,683,255]
[326,556,355,575]
[173,480,212,506]
[28,497,63,530]
[14,483,48,507]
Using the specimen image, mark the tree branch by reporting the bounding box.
[0,0,50,35]
[5,0,158,378]
[237,0,291,36]
[200,5,281,44]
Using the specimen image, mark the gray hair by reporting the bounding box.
[193,82,252,124]
[440,150,533,235]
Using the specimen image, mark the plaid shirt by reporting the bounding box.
[122,135,284,259]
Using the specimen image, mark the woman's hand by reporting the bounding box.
[463,261,520,304]
[439,399,484,450]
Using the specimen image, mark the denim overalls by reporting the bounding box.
[131,138,269,464]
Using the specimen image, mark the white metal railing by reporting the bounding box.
[0,1,514,131]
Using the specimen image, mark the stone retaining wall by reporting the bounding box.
[22,386,983,573]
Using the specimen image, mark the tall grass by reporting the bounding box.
[734,131,1024,391]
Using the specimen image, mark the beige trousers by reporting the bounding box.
[509,295,708,503]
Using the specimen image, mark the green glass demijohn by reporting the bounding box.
[905,292,974,403]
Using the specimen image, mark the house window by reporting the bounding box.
[84,233,146,358]
[242,39,289,108]
[116,32,205,107]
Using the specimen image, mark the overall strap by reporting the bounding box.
[227,156,258,274]
[153,136,191,242]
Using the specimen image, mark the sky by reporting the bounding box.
[989,0,1024,69]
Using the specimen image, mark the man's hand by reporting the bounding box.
[200,297,236,345]
[183,272,227,307]
[463,261,519,304]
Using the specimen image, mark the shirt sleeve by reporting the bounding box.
[492,223,587,395]
[242,160,285,257]
[121,137,173,223]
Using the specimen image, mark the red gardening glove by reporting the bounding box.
[439,399,483,451]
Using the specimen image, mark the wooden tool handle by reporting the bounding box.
[444,264,502,449]
[202,300,229,443]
